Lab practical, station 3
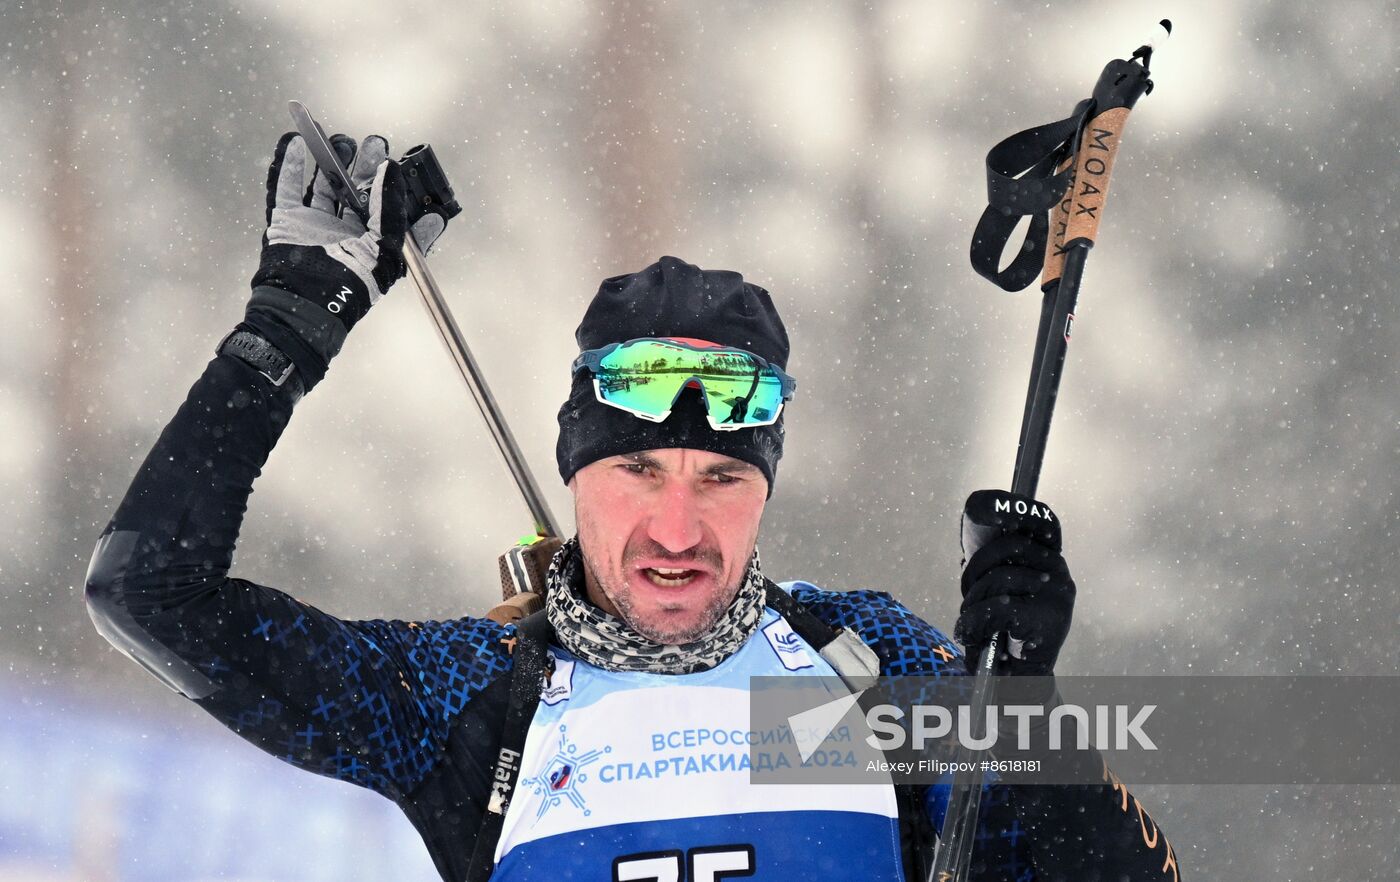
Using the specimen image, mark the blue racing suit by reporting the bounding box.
[86,351,1179,881]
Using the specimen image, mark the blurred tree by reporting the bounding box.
[584,0,683,272]
[1128,1,1400,676]
[2,0,292,677]
[769,2,973,604]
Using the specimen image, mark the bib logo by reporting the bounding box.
[762,619,814,671]
[523,725,611,819]
[548,763,573,791]
[540,651,576,706]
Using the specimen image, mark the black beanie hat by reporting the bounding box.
[556,256,789,494]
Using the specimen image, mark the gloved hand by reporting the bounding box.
[953,490,1075,677]
[239,131,445,392]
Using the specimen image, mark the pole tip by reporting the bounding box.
[1141,19,1172,52]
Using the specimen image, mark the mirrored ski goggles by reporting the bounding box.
[572,337,796,431]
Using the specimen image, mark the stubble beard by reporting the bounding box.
[580,547,742,646]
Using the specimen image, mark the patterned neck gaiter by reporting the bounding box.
[544,537,767,674]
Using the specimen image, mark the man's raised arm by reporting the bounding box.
[83,132,513,802]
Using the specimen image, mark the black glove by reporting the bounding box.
[238,131,445,392]
[953,490,1075,677]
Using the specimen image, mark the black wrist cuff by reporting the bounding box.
[246,285,350,364]
[239,305,330,392]
[217,328,306,399]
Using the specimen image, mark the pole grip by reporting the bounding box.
[1039,153,1076,288]
[1061,105,1135,248]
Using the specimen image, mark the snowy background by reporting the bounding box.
[2,0,1397,879]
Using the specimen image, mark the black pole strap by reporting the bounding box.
[969,99,1094,292]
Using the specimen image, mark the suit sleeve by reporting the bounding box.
[999,755,1182,881]
[790,585,1180,881]
[85,352,515,800]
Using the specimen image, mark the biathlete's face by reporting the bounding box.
[570,448,768,645]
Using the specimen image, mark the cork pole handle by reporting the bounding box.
[1062,105,1135,248]
[1039,152,1078,288]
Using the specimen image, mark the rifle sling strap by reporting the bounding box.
[465,609,553,882]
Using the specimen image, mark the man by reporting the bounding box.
[86,132,1179,881]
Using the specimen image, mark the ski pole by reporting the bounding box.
[288,102,563,604]
[930,21,1170,882]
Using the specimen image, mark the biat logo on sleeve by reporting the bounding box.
[762,619,814,671]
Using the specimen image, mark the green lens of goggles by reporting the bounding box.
[572,337,797,430]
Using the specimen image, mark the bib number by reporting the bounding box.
[613,845,755,881]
